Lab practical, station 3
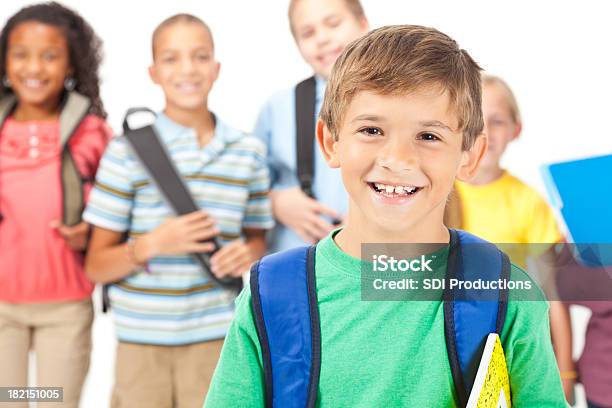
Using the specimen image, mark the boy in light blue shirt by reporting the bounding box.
[254,0,368,252]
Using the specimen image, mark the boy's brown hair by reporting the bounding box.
[319,25,484,150]
[151,13,213,59]
[288,0,365,34]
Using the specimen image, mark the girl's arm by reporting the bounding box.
[549,301,576,404]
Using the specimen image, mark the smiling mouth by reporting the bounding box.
[368,182,423,197]
[21,79,47,89]
[174,82,202,93]
[318,47,342,64]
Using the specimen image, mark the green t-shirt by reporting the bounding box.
[205,232,567,407]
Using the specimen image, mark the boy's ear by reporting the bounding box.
[359,16,370,32]
[316,118,340,168]
[512,121,522,141]
[212,61,221,82]
[148,64,160,85]
[456,133,487,181]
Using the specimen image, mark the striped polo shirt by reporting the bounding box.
[83,113,274,345]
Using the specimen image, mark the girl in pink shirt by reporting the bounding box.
[0,3,111,406]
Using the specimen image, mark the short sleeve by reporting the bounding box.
[242,142,274,230]
[204,286,266,407]
[252,99,280,186]
[82,136,135,232]
[523,190,563,244]
[69,115,113,180]
[252,95,300,191]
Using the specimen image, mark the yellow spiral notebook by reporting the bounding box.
[466,333,511,408]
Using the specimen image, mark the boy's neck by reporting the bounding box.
[468,166,505,185]
[12,100,61,122]
[163,104,215,146]
[335,210,450,259]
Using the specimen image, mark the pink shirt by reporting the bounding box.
[0,114,111,303]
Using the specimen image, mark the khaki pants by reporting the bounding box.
[111,339,224,408]
[0,299,93,408]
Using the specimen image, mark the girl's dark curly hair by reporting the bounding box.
[0,2,106,117]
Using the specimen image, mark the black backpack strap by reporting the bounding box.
[102,284,111,313]
[295,76,317,198]
[122,108,242,292]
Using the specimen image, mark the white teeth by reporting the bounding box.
[176,83,199,92]
[24,79,43,88]
[372,182,420,195]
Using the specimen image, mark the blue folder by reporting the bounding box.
[541,154,612,266]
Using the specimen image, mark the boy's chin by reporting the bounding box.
[311,65,332,80]
[479,156,501,171]
[367,214,422,237]
[167,95,208,111]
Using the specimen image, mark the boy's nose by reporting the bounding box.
[179,58,196,73]
[315,28,332,47]
[376,140,419,172]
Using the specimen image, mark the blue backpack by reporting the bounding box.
[250,229,511,408]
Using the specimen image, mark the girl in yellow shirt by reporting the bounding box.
[448,74,576,403]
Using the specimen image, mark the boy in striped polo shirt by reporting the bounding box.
[83,14,274,408]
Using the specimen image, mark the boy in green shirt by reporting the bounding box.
[204,25,567,407]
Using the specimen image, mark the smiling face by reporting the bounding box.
[291,0,368,79]
[149,21,219,112]
[5,21,72,111]
[318,88,486,237]
[479,82,521,172]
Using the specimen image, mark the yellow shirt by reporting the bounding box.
[455,171,562,267]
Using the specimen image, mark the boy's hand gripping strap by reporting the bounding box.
[251,245,320,408]
[444,229,510,407]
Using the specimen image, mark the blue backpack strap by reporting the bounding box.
[444,229,510,407]
[250,245,321,408]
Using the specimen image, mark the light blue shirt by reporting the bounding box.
[254,77,348,253]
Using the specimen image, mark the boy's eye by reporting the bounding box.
[359,127,383,137]
[417,132,441,141]
[196,54,210,62]
[300,29,315,39]
[162,56,176,64]
[327,18,342,28]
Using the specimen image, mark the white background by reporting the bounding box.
[2,0,610,406]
